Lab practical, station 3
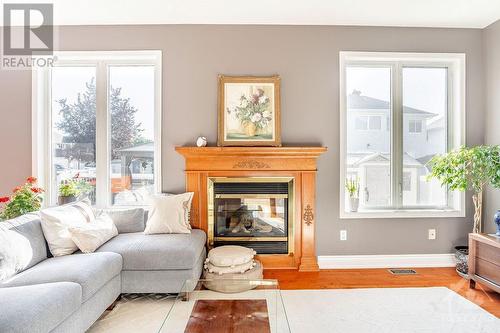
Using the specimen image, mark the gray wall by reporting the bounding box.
[483,20,500,234]
[0,25,488,255]
[0,69,32,195]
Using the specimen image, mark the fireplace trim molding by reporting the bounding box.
[175,146,327,271]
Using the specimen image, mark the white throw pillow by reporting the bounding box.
[69,213,118,253]
[205,260,257,275]
[40,199,95,257]
[144,192,194,234]
[206,245,256,267]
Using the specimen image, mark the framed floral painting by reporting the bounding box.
[218,75,281,146]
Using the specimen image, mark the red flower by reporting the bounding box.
[12,186,21,193]
[0,196,9,203]
[26,176,37,184]
[31,187,43,193]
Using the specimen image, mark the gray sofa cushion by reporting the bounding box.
[0,252,122,302]
[96,229,206,270]
[0,213,48,281]
[97,208,145,233]
[121,248,206,293]
[0,282,81,333]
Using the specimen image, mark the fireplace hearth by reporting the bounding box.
[208,178,293,254]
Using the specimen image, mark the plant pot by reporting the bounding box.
[349,197,359,212]
[454,245,469,279]
[58,195,76,206]
[243,122,257,137]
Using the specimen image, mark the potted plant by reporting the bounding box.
[345,177,360,212]
[0,176,44,221]
[427,145,500,277]
[58,179,92,205]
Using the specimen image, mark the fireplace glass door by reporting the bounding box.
[210,180,291,254]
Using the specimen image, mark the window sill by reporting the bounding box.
[339,208,465,219]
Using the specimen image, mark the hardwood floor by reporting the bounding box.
[264,267,500,317]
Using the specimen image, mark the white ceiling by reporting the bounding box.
[3,0,500,28]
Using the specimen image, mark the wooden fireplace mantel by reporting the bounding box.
[176,146,327,271]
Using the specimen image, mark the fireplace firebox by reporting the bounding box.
[208,177,294,254]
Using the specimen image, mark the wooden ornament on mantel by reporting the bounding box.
[176,146,327,271]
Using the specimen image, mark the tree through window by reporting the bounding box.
[35,51,162,207]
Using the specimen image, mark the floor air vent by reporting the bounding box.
[389,269,417,275]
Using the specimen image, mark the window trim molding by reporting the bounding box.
[32,50,163,208]
[339,51,466,219]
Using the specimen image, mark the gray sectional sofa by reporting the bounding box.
[0,209,206,333]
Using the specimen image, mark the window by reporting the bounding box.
[340,52,465,218]
[355,116,368,130]
[402,171,412,191]
[409,119,423,133]
[369,116,382,130]
[33,51,162,208]
[355,115,382,131]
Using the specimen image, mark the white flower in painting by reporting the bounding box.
[259,96,268,104]
[262,111,271,119]
[241,99,248,108]
[251,113,262,123]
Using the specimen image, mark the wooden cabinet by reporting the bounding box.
[468,233,500,293]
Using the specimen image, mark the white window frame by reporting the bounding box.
[32,50,162,208]
[339,52,466,219]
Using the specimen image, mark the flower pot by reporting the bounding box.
[349,197,359,212]
[454,245,469,279]
[58,195,76,206]
[243,122,257,137]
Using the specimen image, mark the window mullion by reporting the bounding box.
[392,63,403,209]
[95,61,110,208]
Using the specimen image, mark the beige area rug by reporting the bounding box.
[87,287,499,333]
[87,294,175,333]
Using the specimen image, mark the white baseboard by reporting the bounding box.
[318,254,455,269]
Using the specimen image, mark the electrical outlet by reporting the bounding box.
[428,229,436,240]
[340,230,347,241]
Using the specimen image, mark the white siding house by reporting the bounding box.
[346,90,445,208]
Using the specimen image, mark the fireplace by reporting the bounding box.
[208,178,294,254]
[175,146,326,271]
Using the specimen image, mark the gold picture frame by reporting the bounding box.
[218,75,281,146]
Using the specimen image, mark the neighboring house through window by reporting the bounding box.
[340,52,465,218]
[33,51,162,208]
